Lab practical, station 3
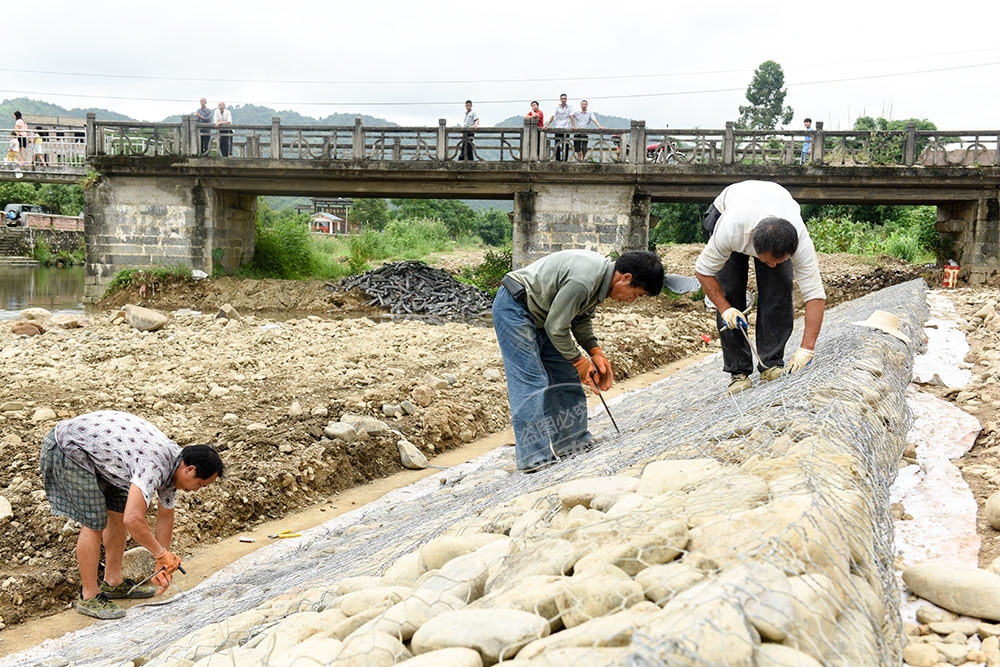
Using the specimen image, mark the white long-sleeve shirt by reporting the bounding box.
[695,180,826,301]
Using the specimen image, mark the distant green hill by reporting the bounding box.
[0,97,132,122]
[162,104,397,127]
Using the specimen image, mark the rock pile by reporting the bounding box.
[335,261,493,319]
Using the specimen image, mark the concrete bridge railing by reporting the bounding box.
[84,115,1000,169]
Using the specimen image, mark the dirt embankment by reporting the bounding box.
[2,246,988,642]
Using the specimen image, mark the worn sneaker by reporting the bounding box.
[760,366,784,382]
[728,374,752,395]
[100,578,155,599]
[76,592,126,620]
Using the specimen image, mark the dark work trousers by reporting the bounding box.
[458,133,475,161]
[714,252,794,376]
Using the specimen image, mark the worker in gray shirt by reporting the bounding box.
[493,249,664,471]
[545,93,574,161]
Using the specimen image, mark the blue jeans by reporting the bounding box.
[493,287,590,470]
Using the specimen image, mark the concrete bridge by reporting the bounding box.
[3,115,999,299]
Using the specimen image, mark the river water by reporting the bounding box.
[0,265,88,320]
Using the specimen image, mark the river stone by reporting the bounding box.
[903,562,1000,621]
[554,562,644,628]
[928,620,980,636]
[340,413,388,434]
[124,304,170,332]
[636,458,725,496]
[915,604,955,624]
[398,439,428,469]
[637,599,755,666]
[31,407,57,423]
[755,643,823,667]
[411,385,434,407]
[783,573,845,660]
[216,303,242,320]
[469,575,566,632]
[382,551,425,587]
[328,575,385,596]
[635,562,706,605]
[335,586,412,617]
[270,637,344,667]
[335,630,410,666]
[410,608,550,665]
[11,320,44,336]
[558,476,639,509]
[324,422,359,443]
[485,538,578,595]
[354,589,467,642]
[51,314,85,328]
[516,602,659,660]
[418,534,506,572]
[985,491,1000,530]
[0,496,11,522]
[20,307,52,321]
[394,647,483,667]
[415,550,491,603]
[326,605,393,641]
[515,647,630,665]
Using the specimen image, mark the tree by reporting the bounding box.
[389,199,477,238]
[350,198,390,231]
[649,203,705,245]
[737,60,793,130]
[475,209,511,246]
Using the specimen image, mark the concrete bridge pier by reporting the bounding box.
[937,195,1000,284]
[82,176,256,302]
[512,184,649,269]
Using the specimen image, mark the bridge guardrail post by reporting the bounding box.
[630,121,644,165]
[723,122,735,165]
[271,117,281,160]
[523,117,537,162]
[813,121,824,165]
[181,115,195,156]
[86,113,97,157]
[353,118,364,161]
[437,119,447,161]
[904,122,916,166]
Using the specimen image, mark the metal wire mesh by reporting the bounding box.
[2,280,929,667]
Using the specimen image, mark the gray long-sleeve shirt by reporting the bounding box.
[505,249,614,360]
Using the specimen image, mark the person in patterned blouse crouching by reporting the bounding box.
[39,410,224,619]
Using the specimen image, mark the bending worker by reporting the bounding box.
[494,249,664,471]
[40,410,224,619]
[695,180,826,395]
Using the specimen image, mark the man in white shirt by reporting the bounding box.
[458,100,480,161]
[214,101,234,157]
[572,100,604,161]
[545,93,574,162]
[695,180,826,394]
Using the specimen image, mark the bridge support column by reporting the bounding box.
[82,176,256,301]
[937,197,1000,284]
[511,184,649,268]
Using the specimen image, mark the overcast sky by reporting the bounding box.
[5,0,1000,131]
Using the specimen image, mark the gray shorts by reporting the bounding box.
[40,430,128,531]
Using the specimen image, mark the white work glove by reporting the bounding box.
[786,347,815,374]
[720,307,749,332]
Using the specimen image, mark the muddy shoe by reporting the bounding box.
[76,592,126,620]
[728,373,752,395]
[101,578,155,599]
[760,366,784,382]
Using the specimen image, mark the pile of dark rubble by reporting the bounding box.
[336,261,493,319]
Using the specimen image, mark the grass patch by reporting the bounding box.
[102,267,193,299]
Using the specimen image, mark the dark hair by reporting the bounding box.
[751,216,799,258]
[560,93,568,98]
[530,100,539,106]
[465,99,473,105]
[13,111,22,120]
[181,444,225,479]
[615,250,664,295]
[803,117,812,123]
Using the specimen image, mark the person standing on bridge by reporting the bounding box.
[195,98,213,155]
[696,180,826,395]
[39,410,224,619]
[13,111,29,166]
[525,101,544,128]
[800,117,813,165]
[458,100,479,161]
[494,249,664,472]
[214,101,233,157]
[545,94,574,162]
[572,99,604,161]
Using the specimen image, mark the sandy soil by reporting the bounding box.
[0,246,996,656]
